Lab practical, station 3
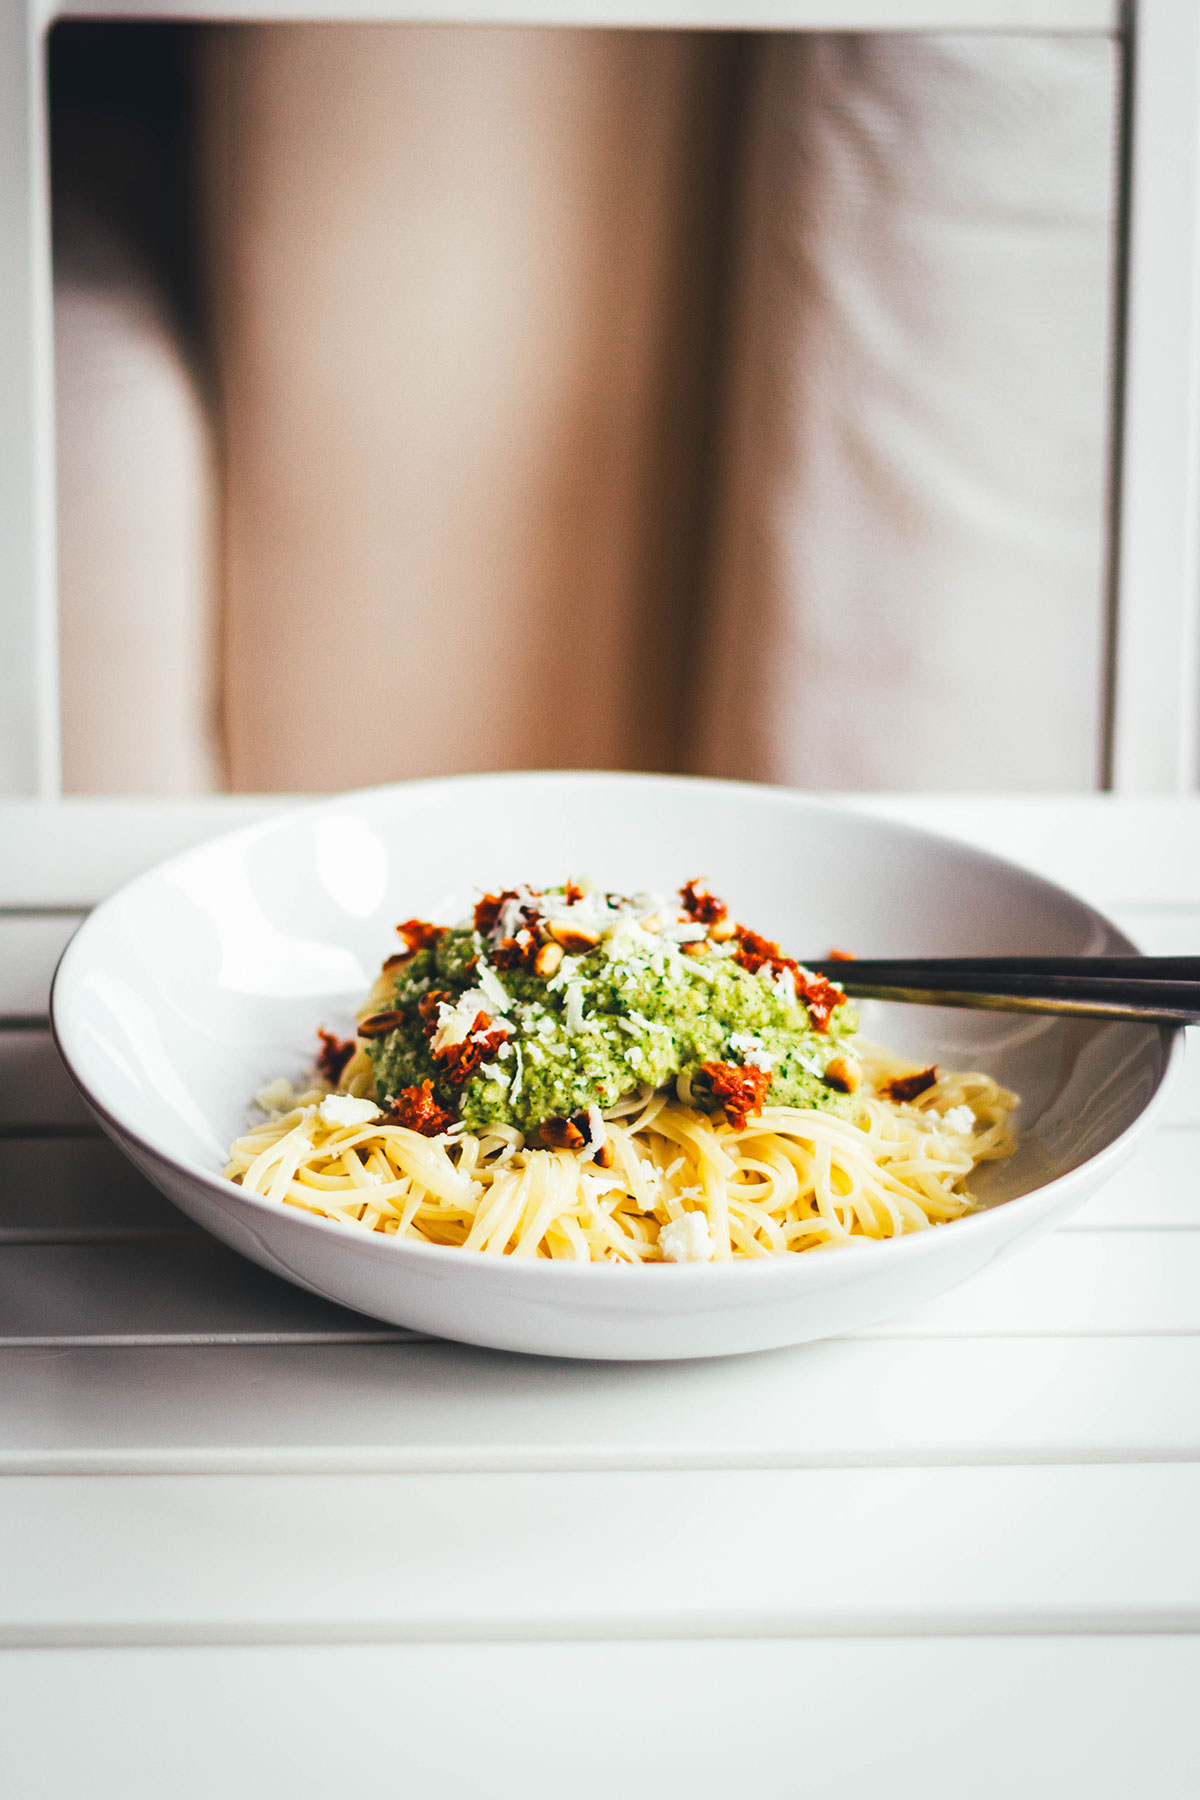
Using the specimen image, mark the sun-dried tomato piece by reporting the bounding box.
[732,926,785,975]
[474,891,545,941]
[490,930,539,971]
[385,1080,456,1136]
[880,1066,939,1104]
[435,1014,509,1087]
[701,1061,773,1130]
[732,928,845,1033]
[396,918,445,953]
[680,879,728,926]
[564,880,584,904]
[315,1028,356,1085]
[792,969,846,1033]
[473,890,518,937]
[826,947,854,962]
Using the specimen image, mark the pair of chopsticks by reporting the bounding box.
[806,956,1200,1026]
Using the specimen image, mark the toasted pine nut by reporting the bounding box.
[540,1116,586,1150]
[709,916,737,941]
[593,1139,615,1169]
[823,1054,861,1094]
[546,921,599,953]
[356,1009,406,1039]
[534,941,564,978]
[684,940,711,957]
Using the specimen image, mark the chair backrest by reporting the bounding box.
[2,0,1195,796]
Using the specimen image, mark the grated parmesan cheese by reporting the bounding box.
[475,960,512,1017]
[585,1103,608,1158]
[546,955,582,993]
[659,1211,714,1263]
[318,1094,381,1129]
[625,1008,671,1036]
[772,967,799,1004]
[565,982,586,1035]
[429,989,509,1056]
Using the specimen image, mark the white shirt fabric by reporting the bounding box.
[691,35,1119,791]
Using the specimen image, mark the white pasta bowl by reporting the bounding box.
[51,772,1178,1360]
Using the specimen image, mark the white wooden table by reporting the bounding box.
[2,794,1199,1798]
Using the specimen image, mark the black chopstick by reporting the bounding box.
[814,956,1200,980]
[806,956,1200,1026]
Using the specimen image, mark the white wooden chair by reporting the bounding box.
[3,7,1200,1795]
[3,0,1200,798]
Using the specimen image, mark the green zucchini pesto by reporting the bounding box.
[365,884,858,1139]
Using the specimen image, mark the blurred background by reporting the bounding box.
[49,23,1119,797]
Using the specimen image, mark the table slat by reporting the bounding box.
[3,1228,1200,1347]
[4,1465,1198,1644]
[0,799,295,910]
[3,1334,1200,1474]
[0,913,82,1017]
[857,1229,1200,1336]
[3,1638,1196,1800]
[0,1242,414,1345]
[0,1138,194,1239]
[0,1031,93,1129]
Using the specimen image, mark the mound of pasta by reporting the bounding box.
[226,881,1017,1261]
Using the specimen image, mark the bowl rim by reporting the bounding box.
[49,769,1184,1287]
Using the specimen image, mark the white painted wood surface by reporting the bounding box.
[1111,0,1200,790]
[4,1639,1196,1800]
[0,793,1198,1794]
[0,0,57,797]
[6,1464,1200,1641]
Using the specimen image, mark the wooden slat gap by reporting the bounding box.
[0,1331,426,1348]
[0,1227,205,1246]
[6,1325,1200,1350]
[4,1611,1199,1653]
[856,1326,1200,1340]
[4,1444,1200,1480]
[1058,1221,1200,1232]
[0,905,90,920]
[0,1125,101,1141]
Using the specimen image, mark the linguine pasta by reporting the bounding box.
[226,1046,1018,1263]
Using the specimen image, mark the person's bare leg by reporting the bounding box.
[203,24,726,791]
